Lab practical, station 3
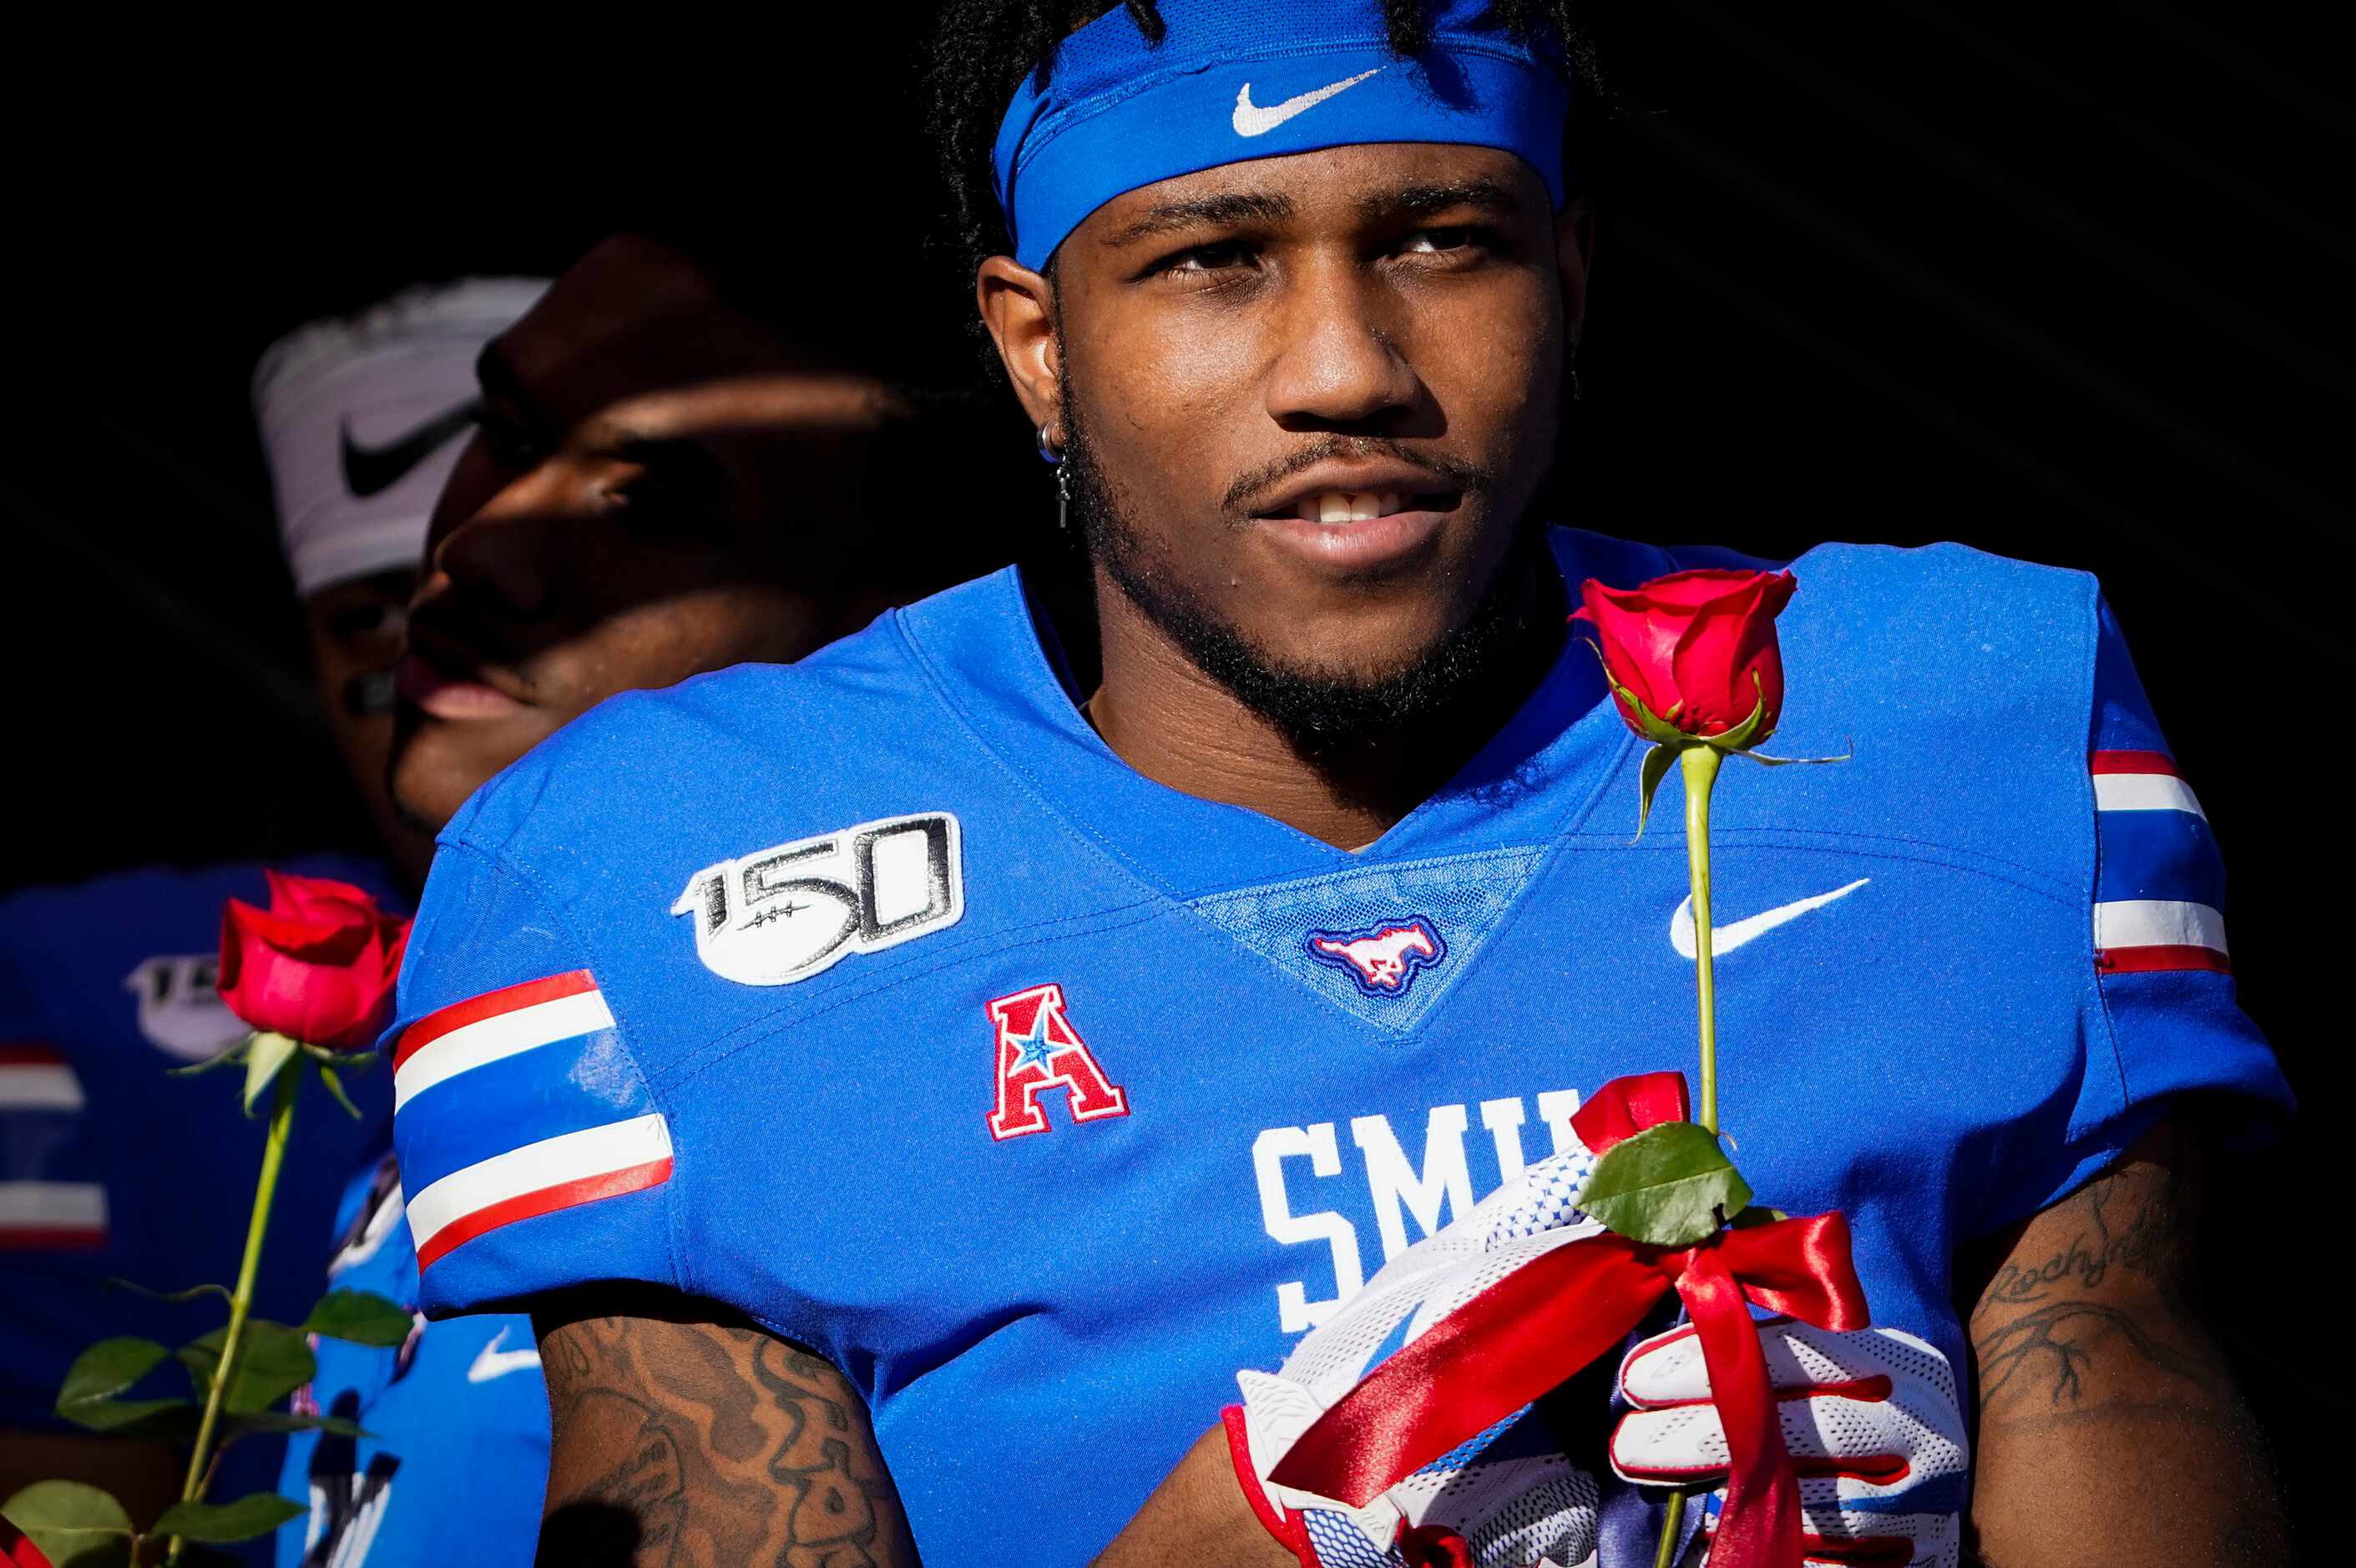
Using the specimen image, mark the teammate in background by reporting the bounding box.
[0,280,536,1550]
[382,2,2294,1565]
[278,225,1027,1568]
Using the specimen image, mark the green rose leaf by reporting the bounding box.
[1633,741,1681,841]
[151,1492,306,1544]
[0,1479,134,1567]
[103,1278,234,1306]
[242,1031,300,1114]
[313,1060,365,1120]
[53,1338,190,1434]
[1576,1121,1755,1248]
[177,1320,315,1414]
[223,1409,373,1441]
[301,1289,414,1347]
[166,1040,250,1078]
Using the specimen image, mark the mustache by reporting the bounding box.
[1220,435,1497,515]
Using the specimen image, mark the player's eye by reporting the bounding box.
[324,599,405,641]
[609,478,727,546]
[1150,240,1261,282]
[1398,225,1492,260]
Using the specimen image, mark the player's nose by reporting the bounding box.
[428,458,574,621]
[1262,265,1421,431]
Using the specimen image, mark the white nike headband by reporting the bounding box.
[254,277,547,599]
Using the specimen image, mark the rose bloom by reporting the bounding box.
[217,871,408,1050]
[1575,569,1798,742]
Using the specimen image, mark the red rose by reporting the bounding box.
[1575,569,1798,743]
[217,871,409,1050]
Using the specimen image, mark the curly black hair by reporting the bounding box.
[924,0,1605,276]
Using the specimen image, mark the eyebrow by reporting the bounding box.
[1099,190,1297,247]
[1357,179,1525,223]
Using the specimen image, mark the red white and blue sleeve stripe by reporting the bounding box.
[0,1045,105,1251]
[2090,750,2227,975]
[391,971,672,1273]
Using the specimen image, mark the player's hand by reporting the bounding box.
[1222,1077,1684,1565]
[1610,1319,1969,1568]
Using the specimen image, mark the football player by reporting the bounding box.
[383,3,2295,1565]
[277,225,1023,1568]
[0,279,538,1544]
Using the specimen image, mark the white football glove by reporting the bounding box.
[1227,1079,1681,1565]
[1610,1318,1969,1568]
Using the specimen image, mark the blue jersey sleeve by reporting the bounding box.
[389,840,680,1316]
[1974,593,2292,1233]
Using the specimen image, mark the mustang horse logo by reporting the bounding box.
[1305,918,1447,997]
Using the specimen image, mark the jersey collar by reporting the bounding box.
[897,527,1681,900]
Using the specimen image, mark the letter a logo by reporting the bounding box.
[987,983,1130,1141]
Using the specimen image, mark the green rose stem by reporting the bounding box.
[1680,743,1725,1138]
[166,1055,300,1566]
[1655,741,1727,1568]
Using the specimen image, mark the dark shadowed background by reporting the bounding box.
[7,1,2346,1552]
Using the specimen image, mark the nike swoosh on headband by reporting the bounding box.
[340,400,482,499]
[1670,878,1870,959]
[1231,67,1385,138]
[467,1324,543,1384]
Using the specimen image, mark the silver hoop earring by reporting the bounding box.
[1036,422,1062,464]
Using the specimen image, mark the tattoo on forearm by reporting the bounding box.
[538,1310,913,1568]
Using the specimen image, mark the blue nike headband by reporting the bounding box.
[991,0,1571,271]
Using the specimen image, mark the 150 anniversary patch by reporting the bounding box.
[670,813,963,986]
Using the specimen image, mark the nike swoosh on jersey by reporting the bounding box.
[339,400,481,498]
[1231,68,1384,138]
[466,1324,542,1383]
[1670,878,1869,959]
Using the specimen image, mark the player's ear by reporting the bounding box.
[977,256,1062,433]
[1555,197,1595,346]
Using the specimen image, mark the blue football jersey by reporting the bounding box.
[273,1141,548,1568]
[0,857,397,1557]
[387,529,2289,1565]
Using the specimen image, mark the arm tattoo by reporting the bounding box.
[535,1300,918,1568]
[1969,1126,2213,1415]
[1970,1130,2211,1412]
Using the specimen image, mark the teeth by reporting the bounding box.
[1298,491,1408,524]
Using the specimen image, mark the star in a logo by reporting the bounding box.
[1007,1011,1062,1074]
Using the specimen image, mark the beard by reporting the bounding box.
[1060,394,1550,755]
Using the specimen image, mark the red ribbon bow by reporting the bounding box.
[1268,1074,1869,1568]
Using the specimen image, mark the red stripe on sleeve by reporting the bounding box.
[2096,945,2230,975]
[414,1156,671,1270]
[0,1226,109,1252]
[0,1045,67,1066]
[2090,750,2179,776]
[394,970,600,1071]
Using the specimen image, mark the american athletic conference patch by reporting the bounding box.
[1303,917,1447,997]
[987,983,1129,1141]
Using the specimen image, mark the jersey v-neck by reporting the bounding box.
[897,527,1681,905]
